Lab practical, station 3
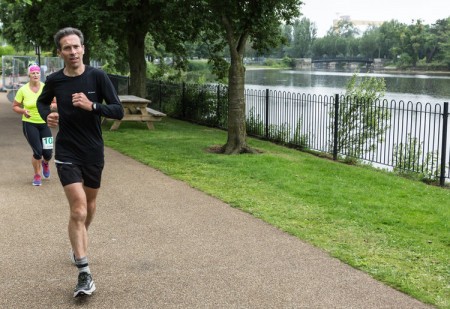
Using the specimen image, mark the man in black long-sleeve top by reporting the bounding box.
[37,27,124,298]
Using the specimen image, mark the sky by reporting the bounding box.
[300,0,450,37]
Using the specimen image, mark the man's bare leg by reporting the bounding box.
[64,183,89,259]
[84,186,98,232]
[65,182,98,297]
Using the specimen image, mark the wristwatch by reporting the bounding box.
[92,103,97,111]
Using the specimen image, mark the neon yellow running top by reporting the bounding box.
[14,82,46,124]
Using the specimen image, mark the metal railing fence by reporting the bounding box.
[107,76,450,185]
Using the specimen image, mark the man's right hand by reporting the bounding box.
[47,112,59,128]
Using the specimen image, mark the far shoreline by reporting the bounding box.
[245,65,450,76]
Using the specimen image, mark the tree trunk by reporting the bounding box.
[127,29,147,98]
[83,45,91,66]
[222,53,255,154]
[83,33,90,65]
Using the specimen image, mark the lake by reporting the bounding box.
[245,69,450,104]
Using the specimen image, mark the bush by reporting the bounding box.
[393,134,442,183]
[331,73,389,158]
[187,60,210,71]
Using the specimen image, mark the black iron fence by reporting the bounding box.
[108,75,450,185]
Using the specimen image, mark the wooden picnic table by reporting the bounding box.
[109,95,166,130]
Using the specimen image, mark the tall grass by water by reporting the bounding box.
[103,118,449,308]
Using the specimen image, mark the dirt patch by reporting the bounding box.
[205,145,263,154]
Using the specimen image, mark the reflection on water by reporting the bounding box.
[245,69,450,103]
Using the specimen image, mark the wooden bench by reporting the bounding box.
[143,107,167,128]
[108,95,166,130]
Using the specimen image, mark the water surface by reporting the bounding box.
[245,69,450,104]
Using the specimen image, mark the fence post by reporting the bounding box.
[216,84,221,125]
[182,82,186,118]
[333,94,339,160]
[158,80,162,111]
[440,102,448,186]
[265,89,269,139]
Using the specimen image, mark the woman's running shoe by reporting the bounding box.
[42,161,50,178]
[32,174,42,186]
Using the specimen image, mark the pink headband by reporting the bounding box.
[28,65,40,74]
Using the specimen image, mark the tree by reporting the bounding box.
[189,0,302,154]
[333,19,359,38]
[289,18,316,58]
[377,20,406,60]
[428,17,450,66]
[438,39,450,68]
[310,37,325,57]
[359,26,381,58]
[0,1,42,52]
[398,20,427,67]
[0,0,119,66]
[0,0,176,97]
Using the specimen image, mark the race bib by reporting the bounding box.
[42,137,54,150]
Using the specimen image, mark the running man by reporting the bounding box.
[37,27,124,297]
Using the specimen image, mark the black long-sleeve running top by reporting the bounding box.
[37,66,124,165]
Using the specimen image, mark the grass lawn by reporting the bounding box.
[103,118,449,308]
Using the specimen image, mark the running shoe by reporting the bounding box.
[32,174,42,186]
[42,161,50,178]
[73,272,96,297]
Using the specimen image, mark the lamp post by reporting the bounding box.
[34,44,41,66]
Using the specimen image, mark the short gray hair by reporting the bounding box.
[54,27,84,50]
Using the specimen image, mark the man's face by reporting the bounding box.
[57,34,84,69]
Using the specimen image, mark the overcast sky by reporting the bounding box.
[300,0,450,37]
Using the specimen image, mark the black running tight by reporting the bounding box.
[22,121,53,161]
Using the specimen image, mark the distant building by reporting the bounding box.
[333,15,384,34]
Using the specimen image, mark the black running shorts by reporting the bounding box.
[56,162,104,189]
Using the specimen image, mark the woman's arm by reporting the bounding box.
[12,99,31,118]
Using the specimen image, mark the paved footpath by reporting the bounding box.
[0,92,432,308]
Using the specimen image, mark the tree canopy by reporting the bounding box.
[0,0,303,154]
[3,2,446,153]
